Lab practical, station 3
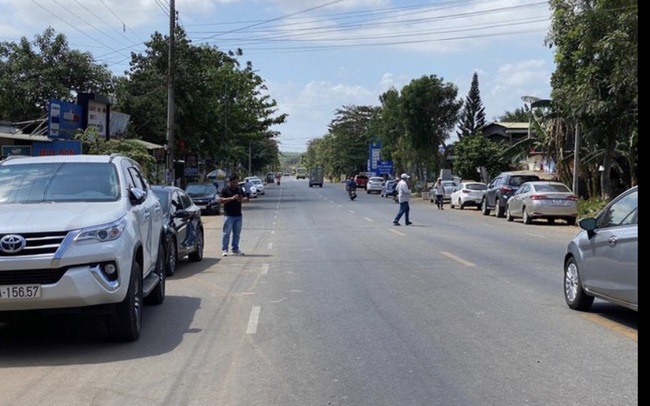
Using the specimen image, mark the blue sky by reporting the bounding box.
[1,0,554,152]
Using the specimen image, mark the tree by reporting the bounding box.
[399,75,462,178]
[115,24,286,175]
[453,134,509,182]
[498,108,529,122]
[0,27,114,121]
[547,0,638,199]
[456,72,486,139]
[326,105,379,175]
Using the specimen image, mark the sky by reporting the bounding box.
[0,0,555,153]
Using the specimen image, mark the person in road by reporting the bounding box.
[219,173,246,256]
[393,173,412,226]
[433,178,445,210]
[345,176,356,192]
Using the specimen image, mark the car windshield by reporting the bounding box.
[466,184,487,191]
[510,176,539,186]
[0,162,119,204]
[186,184,215,194]
[370,177,383,182]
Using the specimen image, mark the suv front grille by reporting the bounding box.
[0,231,68,258]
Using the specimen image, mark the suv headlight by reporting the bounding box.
[76,217,127,242]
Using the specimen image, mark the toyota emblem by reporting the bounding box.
[0,234,27,254]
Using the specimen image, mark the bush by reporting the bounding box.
[577,197,608,219]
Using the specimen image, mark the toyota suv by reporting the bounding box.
[481,172,540,218]
[0,154,166,341]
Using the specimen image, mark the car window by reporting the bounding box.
[535,183,571,193]
[466,184,486,191]
[509,175,540,186]
[518,184,530,194]
[597,189,638,228]
[171,191,184,214]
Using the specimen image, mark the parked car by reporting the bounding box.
[0,154,166,341]
[505,181,578,225]
[429,180,457,203]
[152,185,204,277]
[354,174,369,189]
[563,186,638,312]
[366,176,384,194]
[249,177,265,195]
[185,183,220,215]
[381,179,397,198]
[482,172,540,218]
[449,181,487,209]
[239,181,258,199]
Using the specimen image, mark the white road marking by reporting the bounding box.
[364,217,374,222]
[267,242,273,250]
[261,263,269,275]
[271,230,275,235]
[389,228,406,236]
[246,306,261,334]
[440,251,476,267]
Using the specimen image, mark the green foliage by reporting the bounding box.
[456,72,486,139]
[74,127,157,179]
[453,134,508,181]
[0,27,114,121]
[498,108,528,122]
[577,196,608,219]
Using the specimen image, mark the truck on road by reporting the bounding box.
[309,167,324,187]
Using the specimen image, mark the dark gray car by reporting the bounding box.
[481,172,540,218]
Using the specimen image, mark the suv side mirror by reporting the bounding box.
[129,187,147,205]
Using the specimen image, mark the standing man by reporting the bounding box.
[393,173,412,226]
[219,174,246,256]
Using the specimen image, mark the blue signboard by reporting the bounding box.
[368,141,381,171]
[48,99,83,139]
[2,145,32,157]
[32,140,82,156]
[376,160,393,175]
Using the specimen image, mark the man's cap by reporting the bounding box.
[228,174,239,181]
[401,173,410,179]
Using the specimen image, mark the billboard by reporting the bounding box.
[48,99,83,139]
[32,140,82,156]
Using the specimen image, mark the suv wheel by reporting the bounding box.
[107,261,143,342]
[166,239,177,277]
[145,240,166,305]
[523,209,532,224]
[495,198,506,218]
[481,199,490,215]
[564,257,594,310]
[189,228,204,262]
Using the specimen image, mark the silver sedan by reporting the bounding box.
[505,181,578,225]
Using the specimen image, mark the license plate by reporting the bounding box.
[0,284,41,300]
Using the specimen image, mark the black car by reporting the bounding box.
[152,185,204,276]
[481,172,540,218]
[185,183,220,215]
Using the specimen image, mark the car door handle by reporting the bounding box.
[608,236,618,246]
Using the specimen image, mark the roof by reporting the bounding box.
[0,131,52,143]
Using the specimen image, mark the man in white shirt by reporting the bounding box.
[393,173,412,226]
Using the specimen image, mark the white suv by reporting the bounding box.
[0,154,166,341]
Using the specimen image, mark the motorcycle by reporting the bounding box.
[347,186,357,201]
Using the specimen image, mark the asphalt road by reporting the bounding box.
[0,177,638,406]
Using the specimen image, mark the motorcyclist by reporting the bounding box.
[345,176,356,193]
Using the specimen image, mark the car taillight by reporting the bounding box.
[566,195,578,201]
[530,194,548,200]
[500,186,512,194]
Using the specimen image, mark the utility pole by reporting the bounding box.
[166,0,176,185]
[572,122,580,195]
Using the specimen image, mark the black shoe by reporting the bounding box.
[393,222,400,226]
[406,222,413,225]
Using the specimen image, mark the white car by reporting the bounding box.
[450,181,487,209]
[0,154,166,341]
[248,177,265,195]
[366,176,384,194]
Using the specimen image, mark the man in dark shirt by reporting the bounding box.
[219,174,246,256]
